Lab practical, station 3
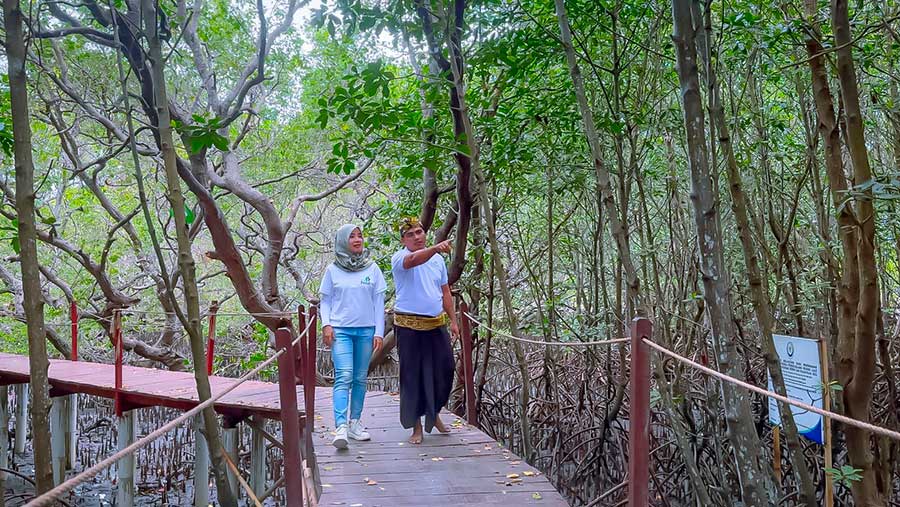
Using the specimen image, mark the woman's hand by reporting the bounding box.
[373,336,384,354]
[323,325,335,347]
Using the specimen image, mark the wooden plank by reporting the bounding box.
[50,398,65,485]
[117,411,135,506]
[0,386,8,486]
[250,415,266,498]
[13,383,27,455]
[194,416,209,507]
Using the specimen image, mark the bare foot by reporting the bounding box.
[433,415,451,434]
[409,421,424,444]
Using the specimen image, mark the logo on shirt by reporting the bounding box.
[362,276,372,285]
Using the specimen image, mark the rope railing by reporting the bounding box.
[462,312,629,347]
[458,312,900,444]
[642,337,900,442]
[25,316,317,507]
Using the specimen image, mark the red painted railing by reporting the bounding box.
[112,310,124,417]
[455,307,652,507]
[70,300,78,362]
[206,301,218,376]
[629,317,652,507]
[101,304,318,506]
[457,300,477,426]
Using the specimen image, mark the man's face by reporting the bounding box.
[401,225,427,252]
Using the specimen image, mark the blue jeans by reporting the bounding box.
[331,326,375,427]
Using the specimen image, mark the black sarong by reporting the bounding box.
[396,324,455,432]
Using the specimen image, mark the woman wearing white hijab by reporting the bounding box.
[319,224,386,449]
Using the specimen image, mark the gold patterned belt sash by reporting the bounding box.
[394,312,448,331]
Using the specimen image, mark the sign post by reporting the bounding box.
[767,334,832,507]
[819,337,833,507]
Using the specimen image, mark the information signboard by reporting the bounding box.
[767,334,823,444]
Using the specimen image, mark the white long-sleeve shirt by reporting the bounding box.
[319,263,386,337]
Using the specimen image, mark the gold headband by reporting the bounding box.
[398,216,421,236]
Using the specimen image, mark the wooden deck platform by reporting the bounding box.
[312,388,569,506]
[0,352,569,505]
[0,352,303,420]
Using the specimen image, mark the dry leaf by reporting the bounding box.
[506,473,520,479]
[523,471,536,477]
[367,480,378,486]
[532,492,543,500]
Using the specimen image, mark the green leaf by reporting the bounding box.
[10,236,19,254]
[211,134,229,151]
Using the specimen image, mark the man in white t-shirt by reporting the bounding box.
[391,217,459,444]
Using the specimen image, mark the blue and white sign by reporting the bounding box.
[767,335,823,444]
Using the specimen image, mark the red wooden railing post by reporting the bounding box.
[274,326,304,506]
[306,304,318,432]
[458,301,477,426]
[206,300,219,376]
[296,305,307,380]
[629,317,652,507]
[113,310,124,417]
[70,300,78,362]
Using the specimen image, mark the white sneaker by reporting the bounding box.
[332,424,348,449]
[348,419,371,441]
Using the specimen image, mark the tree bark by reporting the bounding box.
[697,4,815,501]
[670,1,773,504]
[415,0,474,285]
[142,2,237,505]
[554,0,641,313]
[831,0,884,503]
[4,0,55,493]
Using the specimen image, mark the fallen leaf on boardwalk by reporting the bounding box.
[324,466,334,471]
[506,473,520,479]
[510,461,521,465]
[398,442,404,446]
[532,493,543,500]
[351,504,363,507]
[419,453,428,457]
[523,471,536,477]
[366,479,378,486]
[379,487,385,491]
[431,457,444,461]
[322,484,333,488]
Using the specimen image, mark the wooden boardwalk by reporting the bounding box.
[312,388,569,506]
[0,352,303,420]
[0,352,569,505]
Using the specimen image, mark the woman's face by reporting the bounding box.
[348,228,364,254]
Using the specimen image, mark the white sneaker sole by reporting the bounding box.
[332,436,348,449]
[348,433,370,441]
